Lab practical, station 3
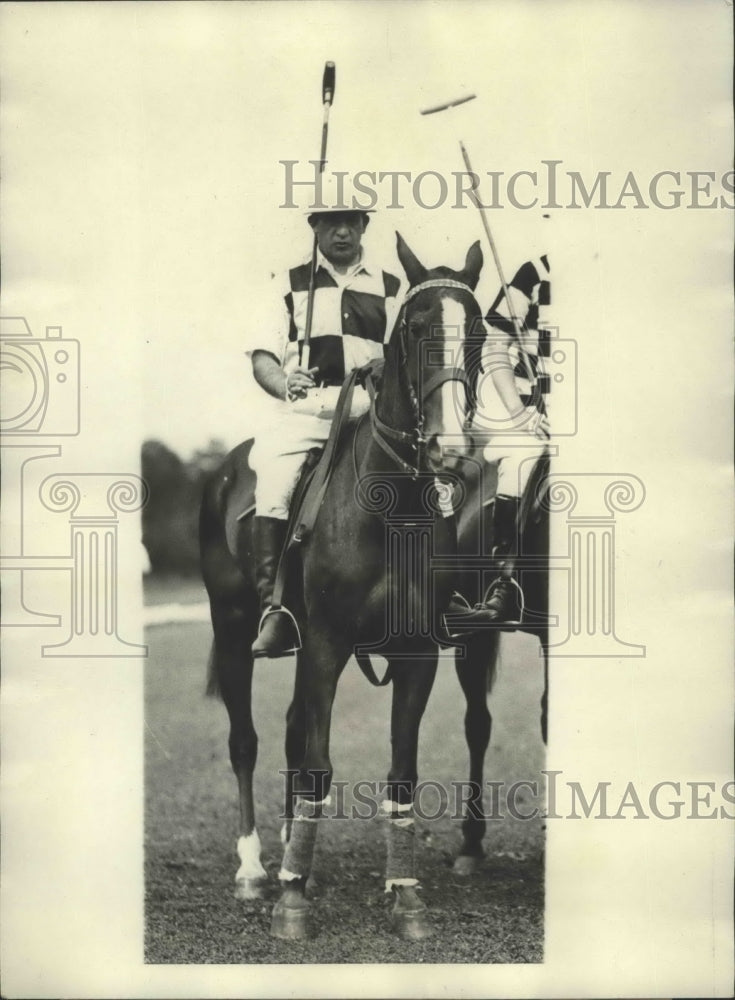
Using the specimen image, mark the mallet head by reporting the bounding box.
[420,93,476,115]
[322,62,336,105]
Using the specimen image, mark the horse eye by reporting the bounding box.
[407,318,422,335]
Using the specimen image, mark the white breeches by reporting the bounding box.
[250,387,369,520]
[474,395,549,498]
[482,435,548,497]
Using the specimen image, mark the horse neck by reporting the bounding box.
[375,334,415,436]
[357,336,420,483]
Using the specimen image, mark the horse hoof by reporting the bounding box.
[453,853,482,876]
[234,877,266,901]
[270,887,310,940]
[391,887,432,941]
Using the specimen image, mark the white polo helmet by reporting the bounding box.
[300,171,378,217]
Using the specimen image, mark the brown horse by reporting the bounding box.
[200,233,486,939]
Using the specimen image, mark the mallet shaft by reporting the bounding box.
[459,141,535,385]
[302,63,337,370]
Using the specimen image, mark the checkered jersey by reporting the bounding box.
[248,251,401,385]
[484,255,551,414]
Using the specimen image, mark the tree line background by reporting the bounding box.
[141,438,228,576]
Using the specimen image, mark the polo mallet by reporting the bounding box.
[420,93,476,116]
[301,61,336,371]
[420,94,535,385]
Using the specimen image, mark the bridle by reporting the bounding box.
[360,278,480,478]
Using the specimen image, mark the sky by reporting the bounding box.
[3,1,731,458]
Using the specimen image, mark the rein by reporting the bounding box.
[361,278,479,478]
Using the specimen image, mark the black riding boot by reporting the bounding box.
[251,516,301,659]
[444,495,524,634]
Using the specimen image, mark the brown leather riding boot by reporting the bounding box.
[251,516,301,659]
[443,496,524,634]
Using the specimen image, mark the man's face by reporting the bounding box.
[311,212,366,267]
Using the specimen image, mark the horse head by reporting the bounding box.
[388,233,484,475]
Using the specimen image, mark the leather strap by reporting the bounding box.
[293,367,360,542]
[355,651,393,686]
[270,368,361,610]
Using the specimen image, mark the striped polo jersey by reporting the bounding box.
[484,255,551,414]
[256,251,401,385]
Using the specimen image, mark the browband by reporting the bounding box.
[402,278,475,306]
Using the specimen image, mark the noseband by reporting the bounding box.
[362,278,480,477]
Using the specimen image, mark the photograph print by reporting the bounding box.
[1,2,732,998]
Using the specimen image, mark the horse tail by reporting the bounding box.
[200,467,225,700]
[199,441,257,701]
[200,492,224,701]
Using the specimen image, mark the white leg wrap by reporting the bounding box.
[381,799,413,813]
[279,795,330,881]
[383,799,418,890]
[385,877,419,893]
[293,793,331,821]
[278,866,302,882]
[381,799,415,828]
[235,831,267,883]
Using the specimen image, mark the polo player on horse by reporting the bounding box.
[246,176,401,658]
[446,252,552,633]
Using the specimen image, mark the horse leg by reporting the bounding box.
[540,638,548,746]
[383,654,438,940]
[211,605,267,901]
[281,658,307,846]
[270,629,348,939]
[200,461,268,901]
[452,632,498,874]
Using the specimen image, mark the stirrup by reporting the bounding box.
[446,591,472,613]
[481,575,525,625]
[440,592,474,644]
[253,605,302,657]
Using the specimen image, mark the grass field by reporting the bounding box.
[144,579,546,964]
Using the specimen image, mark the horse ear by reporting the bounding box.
[460,240,483,290]
[396,232,427,286]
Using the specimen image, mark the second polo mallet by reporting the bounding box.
[301,61,336,371]
[420,94,534,383]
